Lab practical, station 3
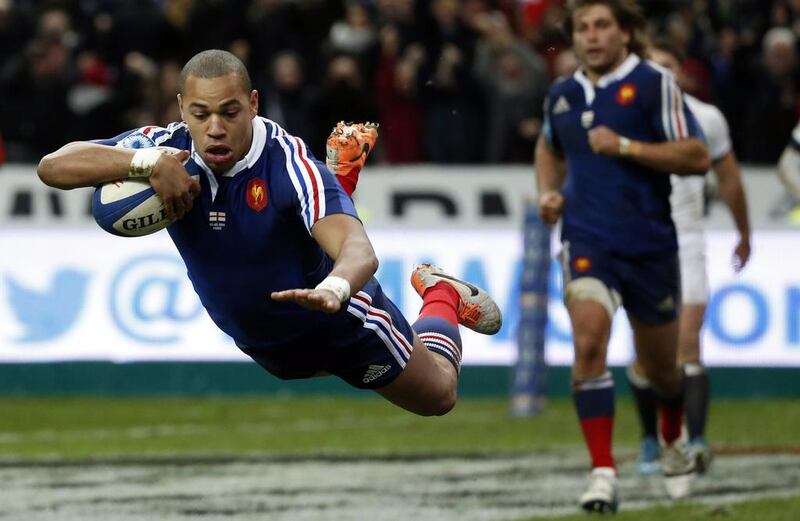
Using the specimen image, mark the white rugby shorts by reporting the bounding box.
[678,230,708,304]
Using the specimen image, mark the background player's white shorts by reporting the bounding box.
[678,230,708,304]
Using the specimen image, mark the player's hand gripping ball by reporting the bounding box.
[92,146,198,237]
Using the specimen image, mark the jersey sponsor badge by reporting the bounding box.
[616,83,636,106]
[246,178,268,212]
[581,111,594,128]
[573,257,592,272]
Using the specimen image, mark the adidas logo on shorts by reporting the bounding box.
[656,295,676,312]
[362,364,391,384]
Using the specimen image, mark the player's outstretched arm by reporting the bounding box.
[39,142,142,189]
[588,126,710,176]
[39,142,200,220]
[535,134,566,224]
[271,214,378,313]
[713,151,751,271]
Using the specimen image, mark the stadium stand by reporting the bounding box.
[1,0,799,165]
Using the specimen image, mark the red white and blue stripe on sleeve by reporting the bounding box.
[659,74,692,141]
[269,121,357,233]
[92,121,188,148]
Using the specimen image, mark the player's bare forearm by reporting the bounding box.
[40,142,198,220]
[714,151,751,251]
[38,142,136,189]
[535,135,566,193]
[311,214,378,295]
[272,216,377,313]
[588,126,709,175]
[627,138,710,176]
[535,136,567,224]
[328,233,379,293]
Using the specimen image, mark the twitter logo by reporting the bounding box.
[6,269,90,343]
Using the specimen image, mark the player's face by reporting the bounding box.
[572,4,631,78]
[179,73,259,173]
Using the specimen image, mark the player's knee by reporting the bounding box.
[647,369,682,395]
[573,329,604,354]
[627,364,651,388]
[433,386,457,416]
[416,386,457,417]
[573,329,606,367]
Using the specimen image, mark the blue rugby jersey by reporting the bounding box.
[95,117,360,349]
[542,54,704,255]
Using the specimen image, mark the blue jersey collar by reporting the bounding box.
[191,117,267,201]
[574,53,640,105]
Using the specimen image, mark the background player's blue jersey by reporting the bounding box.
[96,117,359,350]
[542,54,704,255]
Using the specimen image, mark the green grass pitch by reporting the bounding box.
[0,397,797,458]
[1,396,798,520]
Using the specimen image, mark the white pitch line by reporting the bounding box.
[1,452,799,521]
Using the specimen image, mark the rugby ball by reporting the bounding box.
[92,147,197,237]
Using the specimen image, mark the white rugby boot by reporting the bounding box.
[579,467,619,513]
[662,441,696,499]
[410,264,502,334]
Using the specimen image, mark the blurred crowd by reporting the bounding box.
[1,0,800,165]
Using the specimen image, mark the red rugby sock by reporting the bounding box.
[419,281,459,325]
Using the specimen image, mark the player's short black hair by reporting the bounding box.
[180,49,252,94]
[563,0,649,58]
